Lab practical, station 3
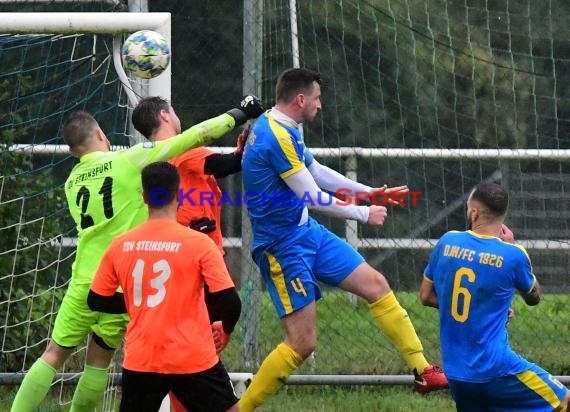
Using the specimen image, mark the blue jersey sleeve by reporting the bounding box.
[424,238,445,281]
[511,245,536,293]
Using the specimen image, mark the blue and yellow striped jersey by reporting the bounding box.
[424,230,537,382]
[242,110,314,250]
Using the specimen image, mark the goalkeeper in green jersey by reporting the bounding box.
[10,96,264,412]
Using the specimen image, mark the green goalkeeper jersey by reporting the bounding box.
[64,113,235,286]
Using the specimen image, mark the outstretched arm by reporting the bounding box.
[283,167,387,226]
[307,158,372,193]
[204,152,242,178]
[307,159,409,205]
[125,96,263,170]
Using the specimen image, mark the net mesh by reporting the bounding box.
[0,32,130,410]
[241,0,570,375]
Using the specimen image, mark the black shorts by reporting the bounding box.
[120,361,238,412]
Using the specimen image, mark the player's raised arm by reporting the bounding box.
[307,157,372,193]
[307,157,409,205]
[283,167,389,226]
[125,95,264,170]
[203,124,251,178]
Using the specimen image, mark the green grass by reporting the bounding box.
[258,385,455,411]
[2,291,569,411]
[223,291,570,375]
[0,385,455,411]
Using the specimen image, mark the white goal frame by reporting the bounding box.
[0,12,172,105]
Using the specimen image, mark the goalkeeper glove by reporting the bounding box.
[189,217,216,234]
[211,321,231,354]
[227,95,264,125]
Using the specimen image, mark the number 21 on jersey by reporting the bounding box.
[75,177,114,229]
[451,267,476,322]
[131,258,171,307]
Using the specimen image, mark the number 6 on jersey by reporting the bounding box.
[451,267,476,322]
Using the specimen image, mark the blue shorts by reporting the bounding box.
[449,363,568,412]
[253,217,365,318]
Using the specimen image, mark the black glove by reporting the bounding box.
[189,217,217,234]
[226,95,264,125]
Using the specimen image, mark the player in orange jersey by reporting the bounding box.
[132,96,249,254]
[132,97,249,412]
[88,161,241,412]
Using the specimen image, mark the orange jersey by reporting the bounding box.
[171,148,224,253]
[91,218,234,374]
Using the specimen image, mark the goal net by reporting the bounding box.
[250,0,570,378]
[0,12,171,410]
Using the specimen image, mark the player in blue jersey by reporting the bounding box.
[238,68,447,412]
[420,182,570,411]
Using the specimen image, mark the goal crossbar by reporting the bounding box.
[0,12,170,34]
[0,12,172,105]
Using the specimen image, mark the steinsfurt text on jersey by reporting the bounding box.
[68,161,114,188]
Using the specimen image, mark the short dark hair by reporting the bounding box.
[276,68,322,103]
[132,96,170,139]
[470,183,509,217]
[62,111,98,148]
[141,162,180,207]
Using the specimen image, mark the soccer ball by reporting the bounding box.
[122,30,170,79]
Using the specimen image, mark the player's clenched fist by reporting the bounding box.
[367,205,387,226]
[227,95,265,126]
[240,95,265,118]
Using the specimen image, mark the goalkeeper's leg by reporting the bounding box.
[69,334,115,412]
[10,342,74,412]
[11,287,92,412]
[71,309,128,412]
[238,302,313,412]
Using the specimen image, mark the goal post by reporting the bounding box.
[0,12,174,411]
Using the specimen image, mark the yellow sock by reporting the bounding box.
[369,291,429,374]
[238,343,303,412]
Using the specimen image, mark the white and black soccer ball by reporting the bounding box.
[122,30,171,79]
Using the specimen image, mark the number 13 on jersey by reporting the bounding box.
[451,267,476,322]
[132,258,171,307]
